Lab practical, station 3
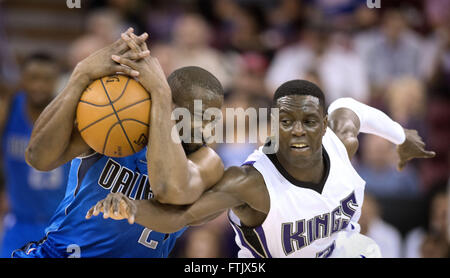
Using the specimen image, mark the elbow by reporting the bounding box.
[151,172,196,205]
[25,144,54,171]
[153,186,195,205]
[25,144,39,169]
[152,190,171,204]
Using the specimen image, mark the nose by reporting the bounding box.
[291,121,305,137]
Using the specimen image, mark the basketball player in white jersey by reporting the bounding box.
[87,80,435,258]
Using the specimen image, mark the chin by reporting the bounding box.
[286,148,321,166]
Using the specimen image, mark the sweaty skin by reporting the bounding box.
[25,28,224,206]
[87,95,435,234]
[25,29,147,171]
[114,32,224,204]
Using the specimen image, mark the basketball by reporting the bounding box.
[76,74,151,157]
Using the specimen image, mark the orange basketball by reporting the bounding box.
[76,74,151,157]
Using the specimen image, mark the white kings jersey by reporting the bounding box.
[228,127,366,258]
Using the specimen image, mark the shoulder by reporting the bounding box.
[224,165,261,180]
[327,107,360,159]
[214,165,264,195]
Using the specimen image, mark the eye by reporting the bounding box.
[304,119,317,126]
[281,119,292,126]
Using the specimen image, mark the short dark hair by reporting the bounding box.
[167,66,224,103]
[273,79,326,112]
[22,52,57,69]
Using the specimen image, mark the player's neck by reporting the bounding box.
[275,149,324,185]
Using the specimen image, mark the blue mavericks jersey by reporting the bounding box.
[35,149,186,258]
[1,92,69,257]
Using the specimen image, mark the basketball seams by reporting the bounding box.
[79,98,150,132]
[79,100,111,107]
[101,121,121,155]
[100,77,136,154]
[119,118,150,127]
[80,76,132,106]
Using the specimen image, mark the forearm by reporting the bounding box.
[146,92,190,203]
[134,199,189,233]
[26,70,89,170]
[328,98,406,145]
[134,180,243,232]
[133,200,225,233]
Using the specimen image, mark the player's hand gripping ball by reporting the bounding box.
[76,74,151,157]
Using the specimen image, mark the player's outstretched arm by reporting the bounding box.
[26,30,149,171]
[113,32,224,205]
[86,166,266,233]
[328,97,435,166]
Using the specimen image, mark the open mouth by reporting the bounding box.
[290,143,309,150]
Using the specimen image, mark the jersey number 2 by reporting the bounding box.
[138,228,159,249]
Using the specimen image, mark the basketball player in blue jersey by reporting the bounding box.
[0,53,70,257]
[89,80,435,257]
[12,29,224,258]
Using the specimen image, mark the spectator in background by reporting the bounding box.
[359,193,402,258]
[263,0,305,48]
[232,52,270,99]
[215,52,271,168]
[265,23,369,104]
[224,3,267,53]
[357,135,420,198]
[0,2,20,111]
[172,211,237,258]
[420,22,449,192]
[215,92,261,169]
[265,24,329,94]
[183,228,222,258]
[148,42,175,77]
[56,34,109,94]
[353,3,381,71]
[166,13,233,90]
[404,184,449,257]
[211,0,267,53]
[85,8,123,45]
[318,29,369,104]
[0,8,19,94]
[421,0,450,81]
[385,77,426,137]
[0,3,18,251]
[144,0,183,43]
[366,9,422,94]
[0,53,71,258]
[105,0,147,34]
[67,36,109,72]
[57,8,126,92]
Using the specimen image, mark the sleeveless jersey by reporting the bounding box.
[229,127,365,258]
[14,149,186,258]
[1,92,69,257]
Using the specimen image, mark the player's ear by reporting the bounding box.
[322,114,328,136]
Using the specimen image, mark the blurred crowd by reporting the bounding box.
[0,0,448,258]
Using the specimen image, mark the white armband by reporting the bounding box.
[328,98,406,145]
